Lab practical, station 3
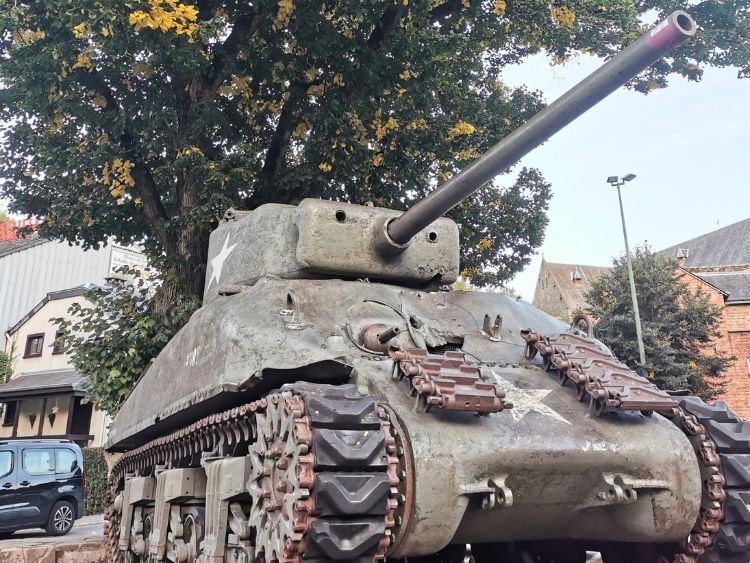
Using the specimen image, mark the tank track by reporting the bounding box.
[104,383,401,562]
[677,398,750,563]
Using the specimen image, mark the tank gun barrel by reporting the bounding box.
[384,11,696,248]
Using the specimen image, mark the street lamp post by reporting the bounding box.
[607,174,647,368]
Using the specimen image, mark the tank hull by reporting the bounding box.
[107,278,704,558]
[360,358,700,555]
[106,278,566,450]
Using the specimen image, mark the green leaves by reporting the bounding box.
[586,247,733,399]
[0,351,12,386]
[4,0,746,298]
[54,272,198,414]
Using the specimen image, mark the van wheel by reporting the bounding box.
[46,500,75,536]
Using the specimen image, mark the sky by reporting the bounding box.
[498,54,750,301]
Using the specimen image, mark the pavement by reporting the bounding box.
[0,518,605,563]
[0,514,105,562]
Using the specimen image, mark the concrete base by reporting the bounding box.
[0,515,105,563]
[0,542,105,563]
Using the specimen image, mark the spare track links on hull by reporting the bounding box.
[389,349,512,414]
[104,383,403,563]
[520,330,677,416]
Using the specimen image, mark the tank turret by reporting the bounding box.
[105,12,750,563]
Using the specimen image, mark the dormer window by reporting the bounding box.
[24,333,45,358]
[571,270,582,286]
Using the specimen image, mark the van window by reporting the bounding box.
[22,448,55,475]
[0,451,12,479]
[56,449,78,474]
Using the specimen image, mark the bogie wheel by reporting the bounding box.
[45,500,75,536]
[177,506,204,563]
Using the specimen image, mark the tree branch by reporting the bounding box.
[367,4,409,55]
[72,68,172,250]
[203,10,270,87]
[429,0,464,23]
[251,83,308,206]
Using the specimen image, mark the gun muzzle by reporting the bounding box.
[383,11,696,249]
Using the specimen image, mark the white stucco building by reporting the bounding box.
[0,287,111,447]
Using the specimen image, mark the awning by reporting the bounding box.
[0,369,86,400]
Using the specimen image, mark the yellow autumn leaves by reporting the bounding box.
[129,0,199,40]
[446,120,476,141]
[273,0,296,31]
[102,159,135,199]
[551,6,576,30]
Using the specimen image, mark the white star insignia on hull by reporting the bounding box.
[492,371,571,425]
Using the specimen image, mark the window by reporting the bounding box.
[23,333,45,358]
[0,451,12,479]
[55,449,78,474]
[747,358,750,375]
[52,330,65,355]
[2,402,17,427]
[22,448,54,475]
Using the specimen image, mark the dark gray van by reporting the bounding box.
[0,439,84,536]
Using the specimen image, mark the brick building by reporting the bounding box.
[532,259,609,321]
[661,219,750,419]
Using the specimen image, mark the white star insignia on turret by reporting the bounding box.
[207,234,237,290]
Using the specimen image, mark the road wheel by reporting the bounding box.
[46,500,75,536]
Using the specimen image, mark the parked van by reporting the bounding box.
[0,440,84,536]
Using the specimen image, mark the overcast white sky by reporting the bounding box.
[499,53,750,301]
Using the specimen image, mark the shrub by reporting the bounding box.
[82,447,108,515]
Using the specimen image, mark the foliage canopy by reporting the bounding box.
[586,247,732,399]
[0,350,12,386]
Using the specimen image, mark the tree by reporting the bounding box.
[586,247,732,399]
[0,348,14,423]
[0,210,9,223]
[0,349,12,386]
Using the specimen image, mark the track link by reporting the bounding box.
[678,398,750,563]
[292,382,399,561]
[104,383,402,563]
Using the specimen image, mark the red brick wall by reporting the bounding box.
[678,270,750,419]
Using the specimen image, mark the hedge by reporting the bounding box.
[82,447,108,515]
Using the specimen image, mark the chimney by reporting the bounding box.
[676,248,689,266]
[571,269,582,286]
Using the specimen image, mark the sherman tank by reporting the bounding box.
[104,10,750,563]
